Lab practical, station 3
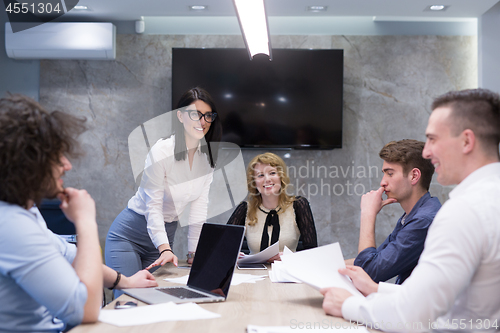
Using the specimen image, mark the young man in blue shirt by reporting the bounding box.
[345,139,441,284]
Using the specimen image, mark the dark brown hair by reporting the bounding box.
[379,139,434,191]
[432,88,500,154]
[0,94,86,208]
[172,87,222,168]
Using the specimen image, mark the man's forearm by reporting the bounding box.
[345,258,355,265]
[103,264,121,289]
[72,222,102,323]
[358,212,377,252]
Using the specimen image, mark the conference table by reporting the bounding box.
[69,262,365,332]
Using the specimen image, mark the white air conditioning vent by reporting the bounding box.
[5,22,116,60]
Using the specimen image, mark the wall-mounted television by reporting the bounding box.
[172,48,343,149]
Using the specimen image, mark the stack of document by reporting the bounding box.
[279,243,364,297]
[269,261,301,283]
[268,247,300,283]
[99,302,220,326]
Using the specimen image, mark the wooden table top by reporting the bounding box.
[69,263,359,332]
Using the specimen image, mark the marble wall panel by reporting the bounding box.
[40,34,477,260]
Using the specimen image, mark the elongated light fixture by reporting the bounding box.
[233,0,272,60]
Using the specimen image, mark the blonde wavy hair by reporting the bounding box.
[246,152,295,226]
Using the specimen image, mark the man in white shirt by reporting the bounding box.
[322,88,500,332]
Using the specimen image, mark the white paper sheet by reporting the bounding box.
[280,243,364,297]
[269,246,301,283]
[231,273,266,285]
[98,302,220,326]
[238,241,279,264]
[282,246,293,256]
[247,324,369,333]
[269,261,301,283]
[164,273,266,286]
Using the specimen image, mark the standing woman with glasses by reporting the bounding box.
[105,87,221,296]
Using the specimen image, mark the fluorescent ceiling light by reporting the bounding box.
[307,6,327,12]
[189,5,207,11]
[424,5,449,11]
[233,0,272,60]
[430,5,445,10]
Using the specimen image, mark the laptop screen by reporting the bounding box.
[187,223,245,298]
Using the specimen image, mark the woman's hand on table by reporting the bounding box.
[146,246,178,270]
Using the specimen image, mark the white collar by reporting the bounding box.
[449,162,500,199]
[175,134,203,155]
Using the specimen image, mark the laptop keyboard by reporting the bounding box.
[157,287,210,299]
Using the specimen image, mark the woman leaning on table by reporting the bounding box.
[105,87,222,296]
[227,153,318,260]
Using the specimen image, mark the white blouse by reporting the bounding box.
[128,135,214,252]
[245,205,301,254]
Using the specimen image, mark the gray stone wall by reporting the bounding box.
[40,34,477,260]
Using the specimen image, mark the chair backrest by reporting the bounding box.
[39,199,76,235]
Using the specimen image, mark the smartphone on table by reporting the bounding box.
[237,263,267,270]
[114,300,138,309]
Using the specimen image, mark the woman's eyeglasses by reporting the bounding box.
[184,110,217,123]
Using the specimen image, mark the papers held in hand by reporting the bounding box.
[280,242,365,298]
[237,241,279,264]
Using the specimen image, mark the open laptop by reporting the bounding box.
[124,223,245,304]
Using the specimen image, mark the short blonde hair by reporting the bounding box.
[246,152,295,226]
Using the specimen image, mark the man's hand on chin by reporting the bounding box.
[320,287,353,317]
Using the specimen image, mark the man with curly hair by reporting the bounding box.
[0,95,157,332]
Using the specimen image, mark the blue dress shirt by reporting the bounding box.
[354,192,441,284]
[0,202,87,333]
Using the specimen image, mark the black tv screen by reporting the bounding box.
[172,48,343,149]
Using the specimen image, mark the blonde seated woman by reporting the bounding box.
[227,153,317,258]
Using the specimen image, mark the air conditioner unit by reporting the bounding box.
[5,22,116,60]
